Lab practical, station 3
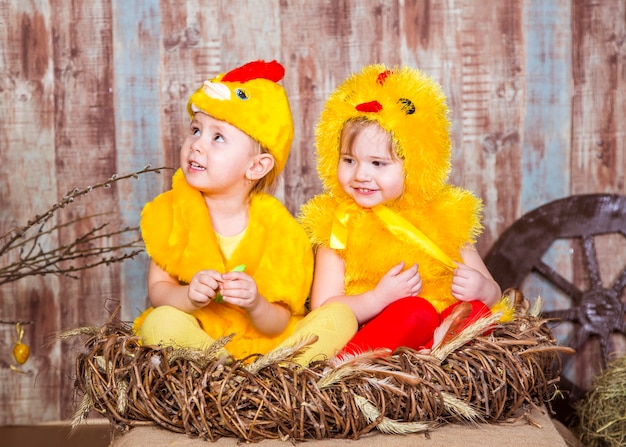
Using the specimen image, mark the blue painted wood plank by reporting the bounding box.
[521,0,579,388]
[112,0,163,320]
[520,0,572,212]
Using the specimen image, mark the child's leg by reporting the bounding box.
[139,305,221,350]
[273,302,358,366]
[341,297,440,356]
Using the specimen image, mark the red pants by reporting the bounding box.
[341,297,491,356]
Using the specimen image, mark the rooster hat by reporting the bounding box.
[188,60,294,174]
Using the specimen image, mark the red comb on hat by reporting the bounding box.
[221,60,285,83]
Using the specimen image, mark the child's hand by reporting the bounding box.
[373,261,422,305]
[188,270,222,307]
[217,270,259,309]
[451,262,493,303]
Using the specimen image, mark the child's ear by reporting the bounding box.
[247,153,275,181]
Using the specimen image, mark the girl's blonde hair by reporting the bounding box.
[340,118,401,162]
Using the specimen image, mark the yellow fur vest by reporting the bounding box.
[135,169,313,358]
[298,187,482,313]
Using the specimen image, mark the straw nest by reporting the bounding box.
[67,293,571,442]
[577,355,626,447]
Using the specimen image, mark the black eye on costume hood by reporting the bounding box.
[398,98,415,115]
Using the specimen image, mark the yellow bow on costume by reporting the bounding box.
[330,201,457,271]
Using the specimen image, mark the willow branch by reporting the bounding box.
[0,165,174,286]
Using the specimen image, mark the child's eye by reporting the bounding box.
[191,126,201,136]
[213,134,225,142]
[372,160,386,167]
[341,156,354,164]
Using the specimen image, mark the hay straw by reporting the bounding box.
[577,355,626,447]
[441,392,480,422]
[428,312,502,361]
[70,393,93,431]
[354,395,430,435]
[246,334,318,374]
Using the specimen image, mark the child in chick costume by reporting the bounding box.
[133,60,357,365]
[299,64,508,355]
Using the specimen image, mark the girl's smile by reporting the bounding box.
[337,122,404,208]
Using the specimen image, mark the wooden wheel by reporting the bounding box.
[485,194,626,415]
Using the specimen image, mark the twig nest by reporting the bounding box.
[67,303,570,443]
[577,355,626,447]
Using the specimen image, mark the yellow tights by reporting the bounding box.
[139,302,357,366]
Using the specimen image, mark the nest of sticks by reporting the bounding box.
[68,293,572,442]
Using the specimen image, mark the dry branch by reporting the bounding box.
[0,166,173,287]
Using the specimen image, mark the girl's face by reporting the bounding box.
[180,112,258,196]
[337,123,405,208]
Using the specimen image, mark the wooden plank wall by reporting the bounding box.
[0,0,624,425]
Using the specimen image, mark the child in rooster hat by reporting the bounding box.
[134,60,357,364]
[299,64,508,356]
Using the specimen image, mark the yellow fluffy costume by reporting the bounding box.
[134,61,318,359]
[299,64,483,313]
